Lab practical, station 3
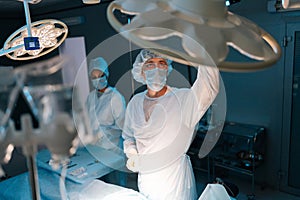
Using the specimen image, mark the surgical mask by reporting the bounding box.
[92,76,107,90]
[144,68,167,92]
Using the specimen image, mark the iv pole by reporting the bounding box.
[0,1,70,199]
[19,1,41,199]
[21,115,41,200]
[22,0,41,197]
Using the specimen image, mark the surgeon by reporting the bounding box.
[85,57,126,184]
[122,49,220,200]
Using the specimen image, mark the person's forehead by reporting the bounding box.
[145,57,167,63]
[91,69,104,76]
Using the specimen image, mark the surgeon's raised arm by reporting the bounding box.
[183,65,220,128]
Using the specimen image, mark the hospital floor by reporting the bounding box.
[124,169,300,200]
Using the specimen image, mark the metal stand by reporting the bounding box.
[26,154,40,200]
[20,115,41,200]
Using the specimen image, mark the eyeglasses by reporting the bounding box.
[143,62,168,70]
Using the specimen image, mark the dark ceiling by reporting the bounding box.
[0,0,101,19]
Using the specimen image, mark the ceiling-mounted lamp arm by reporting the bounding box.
[23,0,33,37]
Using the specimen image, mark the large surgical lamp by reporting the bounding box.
[0,0,68,61]
[107,0,281,72]
[82,0,101,4]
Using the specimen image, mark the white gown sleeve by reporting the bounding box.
[85,92,97,130]
[182,65,220,128]
[122,100,138,155]
[111,90,126,130]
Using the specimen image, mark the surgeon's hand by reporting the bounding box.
[125,148,139,172]
[125,148,138,158]
[126,156,139,172]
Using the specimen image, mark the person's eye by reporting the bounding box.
[158,63,167,68]
[145,63,155,69]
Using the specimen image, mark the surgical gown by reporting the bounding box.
[122,66,219,200]
[85,86,126,150]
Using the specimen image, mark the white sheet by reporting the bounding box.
[198,184,235,200]
[69,179,147,200]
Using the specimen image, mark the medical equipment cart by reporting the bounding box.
[212,122,265,200]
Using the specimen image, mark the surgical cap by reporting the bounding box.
[132,49,173,84]
[88,57,109,77]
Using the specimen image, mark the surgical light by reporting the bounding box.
[107,0,281,72]
[4,19,68,60]
[82,0,101,4]
[225,0,241,7]
[17,0,41,3]
[0,0,68,61]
